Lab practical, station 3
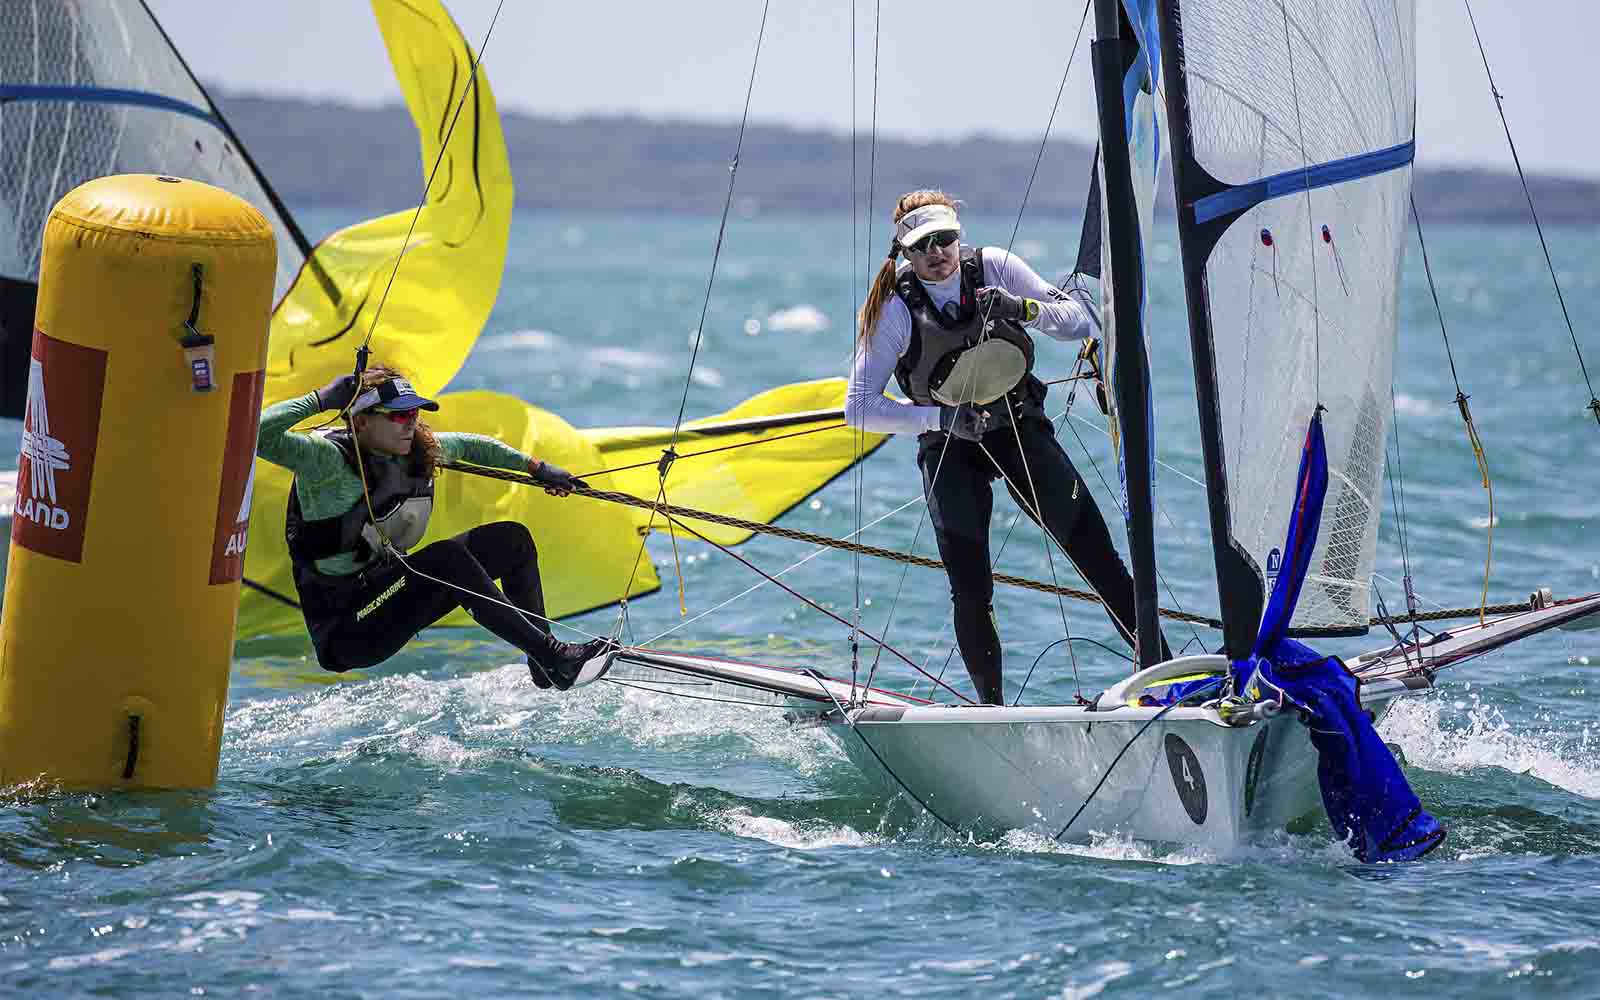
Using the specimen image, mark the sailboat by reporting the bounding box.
[571,0,1600,856]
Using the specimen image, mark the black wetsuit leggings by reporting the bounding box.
[919,418,1169,704]
[318,521,560,672]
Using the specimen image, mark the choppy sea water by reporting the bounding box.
[3,207,1599,996]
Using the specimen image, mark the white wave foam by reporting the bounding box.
[48,947,136,970]
[480,328,561,351]
[588,346,669,371]
[1062,959,1133,999]
[711,807,875,849]
[1379,693,1600,799]
[1392,392,1439,418]
[992,828,1215,865]
[765,305,830,333]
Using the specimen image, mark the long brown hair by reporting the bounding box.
[857,189,961,347]
[350,363,444,478]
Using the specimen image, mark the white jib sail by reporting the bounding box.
[1175,0,1416,631]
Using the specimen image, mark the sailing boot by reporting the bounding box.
[528,638,614,691]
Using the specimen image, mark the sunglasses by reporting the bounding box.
[373,407,419,426]
[907,230,959,256]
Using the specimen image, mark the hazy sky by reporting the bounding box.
[148,1,1598,177]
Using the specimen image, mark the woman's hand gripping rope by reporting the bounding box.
[527,459,588,497]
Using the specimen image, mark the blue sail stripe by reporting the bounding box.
[0,85,215,125]
[1192,140,1414,224]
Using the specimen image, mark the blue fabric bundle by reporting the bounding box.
[1236,640,1445,861]
[1233,413,1445,862]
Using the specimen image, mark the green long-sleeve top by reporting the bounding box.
[257,391,531,576]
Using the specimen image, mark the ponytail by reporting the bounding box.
[856,244,901,347]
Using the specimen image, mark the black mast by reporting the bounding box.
[1089,0,1162,669]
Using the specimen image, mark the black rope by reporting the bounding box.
[1410,196,1465,392]
[122,715,141,781]
[1052,678,1224,841]
[1463,0,1599,424]
[1013,636,1133,707]
[242,575,301,609]
[809,670,960,834]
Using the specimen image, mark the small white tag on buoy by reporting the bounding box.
[181,334,215,393]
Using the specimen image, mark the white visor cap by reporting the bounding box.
[895,204,960,251]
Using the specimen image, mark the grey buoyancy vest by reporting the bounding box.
[892,246,1036,407]
[285,430,435,577]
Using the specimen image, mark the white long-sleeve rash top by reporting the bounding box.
[844,246,1095,435]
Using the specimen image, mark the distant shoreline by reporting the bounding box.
[217,90,1600,226]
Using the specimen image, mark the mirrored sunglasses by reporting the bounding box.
[907,230,959,256]
[374,407,419,425]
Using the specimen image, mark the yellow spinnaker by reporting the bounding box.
[262,0,513,406]
[587,379,889,547]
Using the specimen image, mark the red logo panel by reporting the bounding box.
[14,330,106,563]
[210,370,265,584]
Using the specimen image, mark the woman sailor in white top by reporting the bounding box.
[845,190,1167,704]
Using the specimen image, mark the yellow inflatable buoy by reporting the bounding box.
[0,175,275,790]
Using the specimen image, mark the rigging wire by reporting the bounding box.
[635,505,974,703]
[809,672,960,833]
[639,492,930,649]
[862,0,1095,700]
[440,462,1536,629]
[1384,384,1421,650]
[978,0,1098,693]
[358,0,506,363]
[846,0,882,701]
[1052,678,1225,842]
[329,1,532,661]
[1463,0,1599,426]
[848,0,862,696]
[1410,196,1494,623]
[612,0,773,636]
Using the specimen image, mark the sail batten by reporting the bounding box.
[1193,140,1414,223]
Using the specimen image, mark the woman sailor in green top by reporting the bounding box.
[256,364,611,688]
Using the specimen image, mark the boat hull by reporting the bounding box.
[827,697,1392,847]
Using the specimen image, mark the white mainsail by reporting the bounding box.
[1164,0,1416,637]
[0,0,307,298]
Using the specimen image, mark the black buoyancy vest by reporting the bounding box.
[892,246,1037,407]
[285,430,435,579]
